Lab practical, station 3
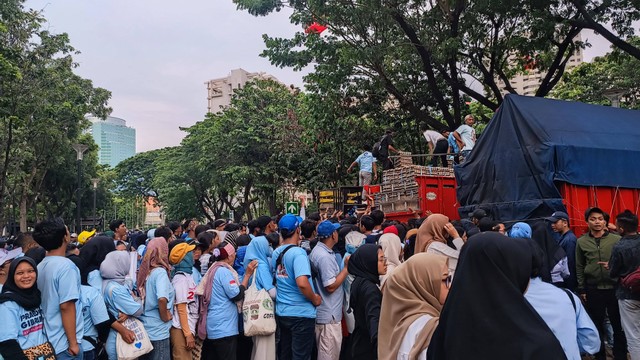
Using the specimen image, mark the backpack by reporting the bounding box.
[372,142,382,159]
[620,266,640,294]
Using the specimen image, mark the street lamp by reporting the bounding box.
[91,178,100,230]
[602,88,625,108]
[72,143,89,234]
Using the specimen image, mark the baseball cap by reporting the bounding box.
[78,229,96,245]
[546,211,569,223]
[278,214,303,233]
[317,220,340,238]
[468,209,487,220]
[169,242,196,265]
[0,248,22,264]
[257,215,274,230]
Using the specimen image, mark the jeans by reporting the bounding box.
[83,350,96,360]
[277,316,316,360]
[140,338,171,360]
[56,346,84,360]
[585,288,628,360]
[430,139,449,167]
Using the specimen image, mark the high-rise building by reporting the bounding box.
[496,33,584,96]
[205,68,280,113]
[87,116,136,168]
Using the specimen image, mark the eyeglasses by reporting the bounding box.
[378,256,387,263]
[443,274,452,289]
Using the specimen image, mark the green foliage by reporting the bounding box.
[0,1,112,231]
[551,37,640,109]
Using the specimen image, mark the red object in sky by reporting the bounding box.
[305,22,327,34]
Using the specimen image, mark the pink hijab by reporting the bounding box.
[136,237,171,300]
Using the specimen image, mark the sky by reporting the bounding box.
[26,0,615,152]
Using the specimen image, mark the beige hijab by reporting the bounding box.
[379,253,448,360]
[379,233,402,286]
[415,214,449,253]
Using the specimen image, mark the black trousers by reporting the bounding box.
[430,139,449,167]
[585,288,628,360]
[381,157,394,170]
[203,336,238,360]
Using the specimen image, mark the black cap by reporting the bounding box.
[545,211,569,223]
[468,209,488,220]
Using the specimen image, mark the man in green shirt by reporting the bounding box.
[576,207,627,360]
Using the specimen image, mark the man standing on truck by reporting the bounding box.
[376,129,399,170]
[453,115,476,161]
[576,207,627,360]
[347,144,377,200]
[423,128,449,167]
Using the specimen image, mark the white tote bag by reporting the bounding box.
[242,276,277,336]
[116,317,154,360]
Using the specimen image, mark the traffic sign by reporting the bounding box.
[285,202,300,215]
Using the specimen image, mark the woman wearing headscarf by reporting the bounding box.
[196,242,257,360]
[343,231,367,334]
[0,257,47,360]
[378,231,402,287]
[415,214,464,276]
[426,232,568,360]
[244,236,276,360]
[348,244,387,360]
[528,221,569,285]
[169,242,199,360]
[101,251,141,360]
[136,237,175,360]
[68,254,112,360]
[79,235,116,290]
[379,253,450,360]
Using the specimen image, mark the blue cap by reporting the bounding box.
[317,220,340,238]
[278,214,303,233]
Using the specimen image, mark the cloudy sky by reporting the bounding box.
[26,0,614,152]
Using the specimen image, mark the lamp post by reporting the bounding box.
[72,144,89,234]
[91,178,100,230]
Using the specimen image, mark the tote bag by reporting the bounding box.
[116,317,153,360]
[242,276,276,336]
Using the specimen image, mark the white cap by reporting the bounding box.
[0,248,23,264]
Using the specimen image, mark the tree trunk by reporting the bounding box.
[20,194,27,232]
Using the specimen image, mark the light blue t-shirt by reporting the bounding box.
[0,302,47,350]
[103,281,143,360]
[206,267,240,339]
[37,256,84,354]
[87,269,103,291]
[355,151,376,173]
[309,242,343,324]
[80,285,110,351]
[139,268,175,341]
[525,277,600,359]
[271,245,316,319]
[192,267,203,285]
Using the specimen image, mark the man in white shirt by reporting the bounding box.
[423,129,450,167]
[453,115,476,160]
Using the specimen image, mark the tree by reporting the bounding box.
[0,1,111,231]
[551,37,640,109]
[233,0,594,133]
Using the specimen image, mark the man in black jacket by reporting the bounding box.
[609,210,640,359]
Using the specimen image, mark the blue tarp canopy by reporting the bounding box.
[455,95,640,221]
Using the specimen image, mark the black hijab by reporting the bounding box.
[67,254,89,286]
[79,235,115,276]
[348,244,380,284]
[25,246,46,265]
[0,257,41,310]
[530,220,567,283]
[426,232,567,360]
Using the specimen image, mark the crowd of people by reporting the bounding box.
[0,203,638,360]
